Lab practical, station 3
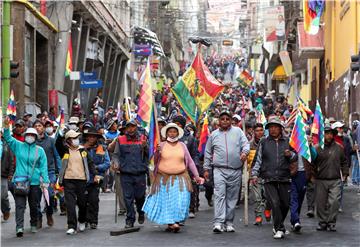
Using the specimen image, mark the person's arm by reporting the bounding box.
[340,147,349,178]
[182,143,199,178]
[112,141,121,167]
[52,139,62,171]
[38,148,50,184]
[203,135,213,171]
[239,129,250,155]
[55,135,66,158]
[86,150,97,176]
[96,149,111,172]
[3,128,21,154]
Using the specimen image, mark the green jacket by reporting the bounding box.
[3,128,49,185]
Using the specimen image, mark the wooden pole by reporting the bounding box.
[242,107,249,226]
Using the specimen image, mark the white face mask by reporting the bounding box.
[45,127,53,135]
[25,136,36,144]
[69,124,77,131]
[167,137,179,143]
[189,130,194,136]
[72,138,80,147]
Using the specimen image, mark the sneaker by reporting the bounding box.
[273,230,284,239]
[328,224,336,232]
[293,223,301,232]
[264,209,271,222]
[306,209,314,218]
[189,212,196,218]
[225,225,235,232]
[31,226,37,233]
[47,214,54,226]
[207,199,213,207]
[3,211,10,221]
[138,214,145,224]
[338,207,343,213]
[66,228,76,235]
[213,225,223,233]
[16,228,24,237]
[60,211,67,216]
[79,223,86,232]
[254,216,262,226]
[118,209,126,216]
[316,224,327,231]
[125,222,134,229]
[90,223,97,229]
[36,219,42,229]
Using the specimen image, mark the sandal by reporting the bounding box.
[165,224,173,232]
[172,223,180,233]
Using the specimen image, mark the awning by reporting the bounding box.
[272,65,287,80]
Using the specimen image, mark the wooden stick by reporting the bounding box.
[242,112,249,226]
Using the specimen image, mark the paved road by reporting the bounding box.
[1,186,360,247]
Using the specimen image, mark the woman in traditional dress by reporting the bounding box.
[143,123,203,232]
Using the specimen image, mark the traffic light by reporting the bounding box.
[10,61,19,78]
[351,52,360,71]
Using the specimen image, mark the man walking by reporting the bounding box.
[251,117,297,239]
[311,124,348,231]
[113,120,148,228]
[248,123,271,226]
[204,110,249,233]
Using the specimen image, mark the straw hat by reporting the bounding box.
[160,123,184,139]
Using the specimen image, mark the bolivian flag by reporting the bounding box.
[172,51,224,123]
[65,37,73,77]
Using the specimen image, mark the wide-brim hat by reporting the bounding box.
[106,119,117,130]
[65,130,81,140]
[69,116,80,125]
[161,123,184,139]
[265,117,285,129]
[83,127,103,138]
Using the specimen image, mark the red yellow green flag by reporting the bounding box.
[65,37,73,77]
[172,51,224,123]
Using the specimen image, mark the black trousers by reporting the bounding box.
[14,185,40,229]
[190,181,199,212]
[64,179,87,229]
[121,174,146,224]
[86,183,100,224]
[264,182,291,232]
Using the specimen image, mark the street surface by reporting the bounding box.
[1,186,359,247]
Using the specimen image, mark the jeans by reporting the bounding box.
[14,185,41,230]
[264,182,291,232]
[64,179,87,229]
[1,177,10,214]
[121,174,146,224]
[351,156,360,184]
[290,171,307,225]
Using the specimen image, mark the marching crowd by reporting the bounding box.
[1,80,360,240]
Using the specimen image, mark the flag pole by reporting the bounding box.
[242,103,249,226]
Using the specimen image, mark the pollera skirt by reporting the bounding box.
[142,172,192,225]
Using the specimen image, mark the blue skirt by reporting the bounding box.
[142,175,191,225]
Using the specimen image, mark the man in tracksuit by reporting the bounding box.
[113,120,148,228]
[173,115,201,218]
[251,117,297,239]
[33,120,62,228]
[204,110,250,233]
[311,124,348,232]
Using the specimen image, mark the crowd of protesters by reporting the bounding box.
[1,70,360,240]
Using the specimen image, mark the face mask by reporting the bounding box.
[189,131,194,136]
[69,124,78,131]
[45,127,53,135]
[72,138,80,147]
[25,136,36,144]
[167,137,179,143]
